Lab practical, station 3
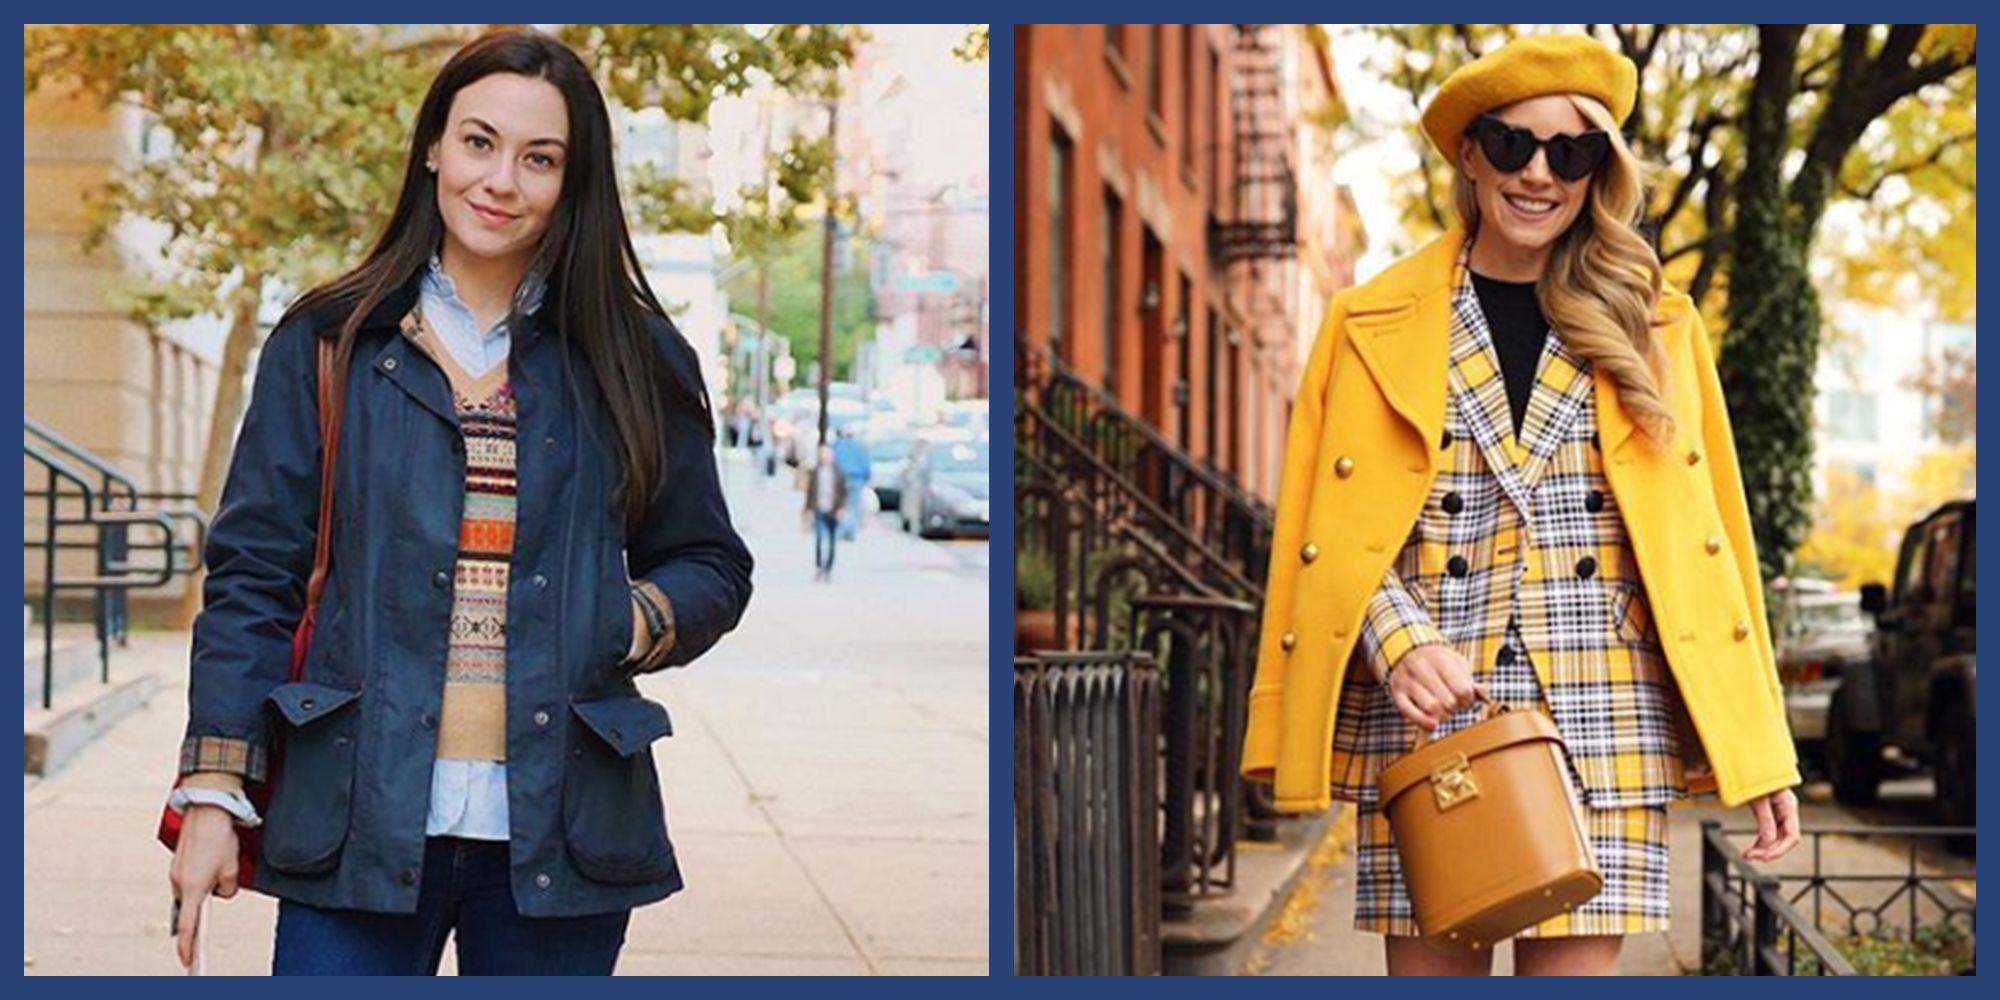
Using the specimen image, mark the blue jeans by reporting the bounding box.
[813,511,839,573]
[841,485,866,540]
[272,837,631,975]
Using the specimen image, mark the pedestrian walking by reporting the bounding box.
[1241,34,1801,976]
[833,425,871,541]
[161,29,754,976]
[804,442,848,580]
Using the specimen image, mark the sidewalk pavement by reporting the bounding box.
[1244,779,1963,976]
[23,448,989,975]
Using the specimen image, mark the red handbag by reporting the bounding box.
[157,334,345,888]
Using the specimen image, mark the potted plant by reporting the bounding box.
[1015,546,1066,653]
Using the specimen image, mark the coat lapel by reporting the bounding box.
[1344,229,1464,466]
[1514,334,1593,492]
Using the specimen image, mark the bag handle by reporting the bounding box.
[294,335,343,682]
[1412,688,1504,750]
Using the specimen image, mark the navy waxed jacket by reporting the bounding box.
[181,274,753,916]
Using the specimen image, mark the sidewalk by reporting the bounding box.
[23,448,989,975]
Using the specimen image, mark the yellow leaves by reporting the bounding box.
[1796,448,1975,589]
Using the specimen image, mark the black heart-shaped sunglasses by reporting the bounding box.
[1465,115,1611,182]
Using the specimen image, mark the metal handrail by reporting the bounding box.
[23,432,197,709]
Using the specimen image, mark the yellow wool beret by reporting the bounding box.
[1421,34,1637,159]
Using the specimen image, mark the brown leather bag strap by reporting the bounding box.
[302,336,343,627]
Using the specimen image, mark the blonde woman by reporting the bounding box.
[1242,35,1801,975]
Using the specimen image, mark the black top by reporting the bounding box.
[1470,271,1550,437]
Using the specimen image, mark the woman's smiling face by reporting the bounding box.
[1458,94,1592,255]
[429,72,569,267]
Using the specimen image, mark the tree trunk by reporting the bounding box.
[1718,27,1816,590]
[172,272,265,627]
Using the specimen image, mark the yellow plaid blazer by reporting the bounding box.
[1327,249,1709,809]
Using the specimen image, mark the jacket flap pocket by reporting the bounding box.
[267,682,362,728]
[570,696,673,756]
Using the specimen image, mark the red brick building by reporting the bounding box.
[1014,24,1360,500]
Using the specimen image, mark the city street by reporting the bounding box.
[22,447,990,976]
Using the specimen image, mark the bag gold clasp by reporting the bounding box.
[1431,752,1479,810]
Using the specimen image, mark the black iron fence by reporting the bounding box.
[1015,651,1162,976]
[1701,819,1977,975]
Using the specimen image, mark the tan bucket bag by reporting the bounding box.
[1376,694,1604,954]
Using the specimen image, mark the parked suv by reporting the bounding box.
[1830,500,1975,848]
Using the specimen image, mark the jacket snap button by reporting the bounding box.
[1447,555,1469,578]
[299,697,316,711]
[1300,542,1319,564]
[432,570,450,589]
[533,709,551,727]
[1705,535,1723,555]
[1584,491,1604,513]
[1441,492,1463,515]
[400,868,418,886]
[1575,556,1598,579]
[1334,456,1355,478]
[383,357,399,372]
[1280,632,1297,652]
[422,713,437,730]
[535,873,551,888]
[533,573,549,588]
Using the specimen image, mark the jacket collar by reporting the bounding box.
[1342,222,1697,468]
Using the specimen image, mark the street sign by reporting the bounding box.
[893,272,962,294]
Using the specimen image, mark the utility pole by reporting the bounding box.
[815,98,839,450]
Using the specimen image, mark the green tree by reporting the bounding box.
[720,223,874,383]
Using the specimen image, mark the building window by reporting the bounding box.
[1048,124,1074,364]
[1146,24,1165,121]
[1101,187,1123,395]
[1209,42,1224,216]
[1204,305,1219,463]
[1826,389,1878,442]
[1104,25,1130,87]
[1182,25,1198,171]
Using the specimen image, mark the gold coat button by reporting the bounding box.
[1686,449,1702,466]
[1300,542,1319,564]
[1733,619,1752,641]
[1280,632,1298,651]
[1335,455,1355,478]
[1706,535,1723,555]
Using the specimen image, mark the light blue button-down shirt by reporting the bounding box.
[417,255,544,841]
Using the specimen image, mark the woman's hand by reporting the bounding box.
[167,804,240,968]
[1386,644,1489,731]
[1740,787,1802,862]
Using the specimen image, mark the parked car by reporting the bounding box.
[1832,499,1975,849]
[863,428,914,511]
[1772,584,1873,768]
[900,436,989,539]
[772,385,866,467]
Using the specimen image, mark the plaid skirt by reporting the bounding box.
[1351,633,1672,938]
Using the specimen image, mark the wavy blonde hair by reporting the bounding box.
[1451,94,1674,445]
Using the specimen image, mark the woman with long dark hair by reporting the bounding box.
[164,29,753,975]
